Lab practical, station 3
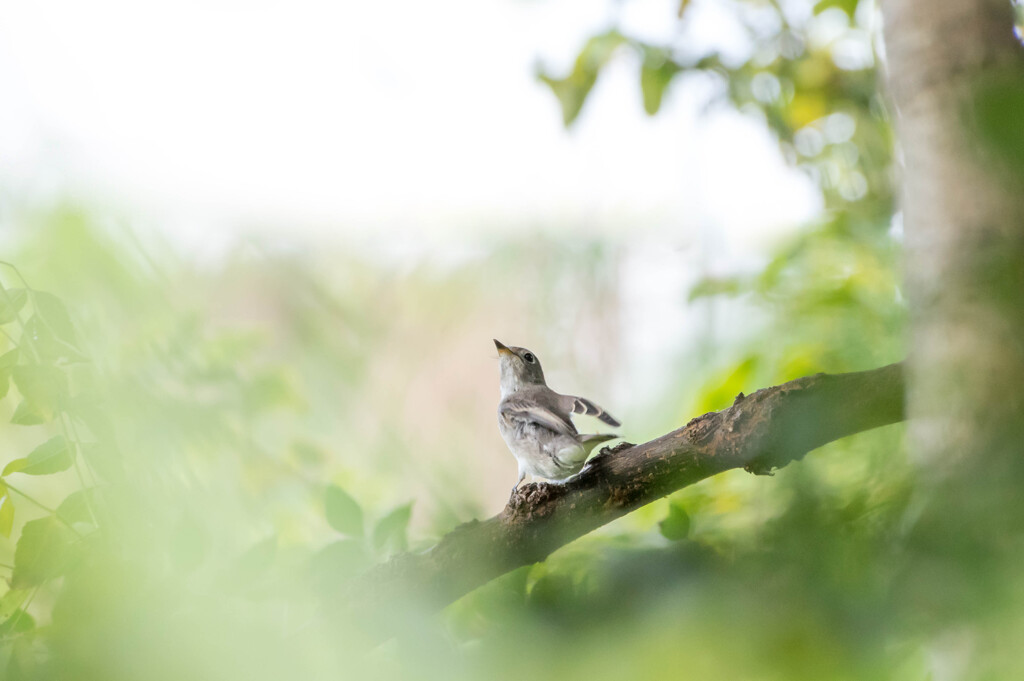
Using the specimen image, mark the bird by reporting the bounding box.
[493,339,620,496]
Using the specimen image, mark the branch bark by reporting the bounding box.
[350,363,905,624]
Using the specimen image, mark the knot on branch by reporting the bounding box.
[600,441,635,457]
[684,412,722,444]
[502,482,561,522]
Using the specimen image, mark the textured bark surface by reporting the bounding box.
[875,2,1024,646]
[882,1,1024,468]
[349,363,905,625]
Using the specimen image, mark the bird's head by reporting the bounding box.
[494,339,546,395]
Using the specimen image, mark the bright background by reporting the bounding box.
[0,0,819,245]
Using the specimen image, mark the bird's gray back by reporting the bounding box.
[507,386,576,432]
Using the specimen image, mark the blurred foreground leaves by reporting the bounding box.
[0,205,975,681]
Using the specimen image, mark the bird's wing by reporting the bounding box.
[499,393,578,438]
[561,394,621,428]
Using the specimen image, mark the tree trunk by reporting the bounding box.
[881,0,1024,617]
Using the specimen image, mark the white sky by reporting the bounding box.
[0,0,831,429]
[0,0,820,253]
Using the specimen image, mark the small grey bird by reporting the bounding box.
[494,339,620,495]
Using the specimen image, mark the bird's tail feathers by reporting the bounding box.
[571,397,621,428]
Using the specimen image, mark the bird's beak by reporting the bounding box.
[493,339,513,356]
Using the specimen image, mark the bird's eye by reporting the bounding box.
[523,352,535,363]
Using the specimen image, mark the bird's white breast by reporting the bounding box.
[497,408,586,480]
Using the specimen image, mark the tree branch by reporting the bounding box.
[349,363,905,625]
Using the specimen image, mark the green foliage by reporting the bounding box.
[3,437,73,477]
[0,608,32,637]
[640,47,682,115]
[325,485,364,536]
[0,350,16,400]
[0,266,115,678]
[814,0,859,17]
[10,365,66,423]
[373,502,413,555]
[0,290,27,326]
[0,484,13,538]
[543,1,893,221]
[658,501,691,541]
[10,401,45,426]
[22,292,81,362]
[12,518,78,589]
[55,488,101,526]
[537,31,626,125]
[0,195,1012,679]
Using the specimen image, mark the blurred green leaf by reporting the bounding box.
[23,318,87,363]
[29,291,77,344]
[526,570,577,611]
[0,483,13,538]
[538,30,626,126]
[813,0,858,18]
[0,289,27,325]
[10,365,66,422]
[537,71,595,127]
[689,275,747,301]
[0,349,17,370]
[0,609,34,637]
[243,369,303,412]
[9,401,44,426]
[325,485,364,536]
[6,631,43,677]
[56,487,103,525]
[0,590,27,621]
[12,517,78,589]
[659,502,691,541]
[21,292,84,362]
[0,349,17,401]
[640,49,682,115]
[3,436,73,476]
[373,503,413,555]
[3,460,27,477]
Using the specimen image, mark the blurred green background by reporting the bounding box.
[1,0,1020,679]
